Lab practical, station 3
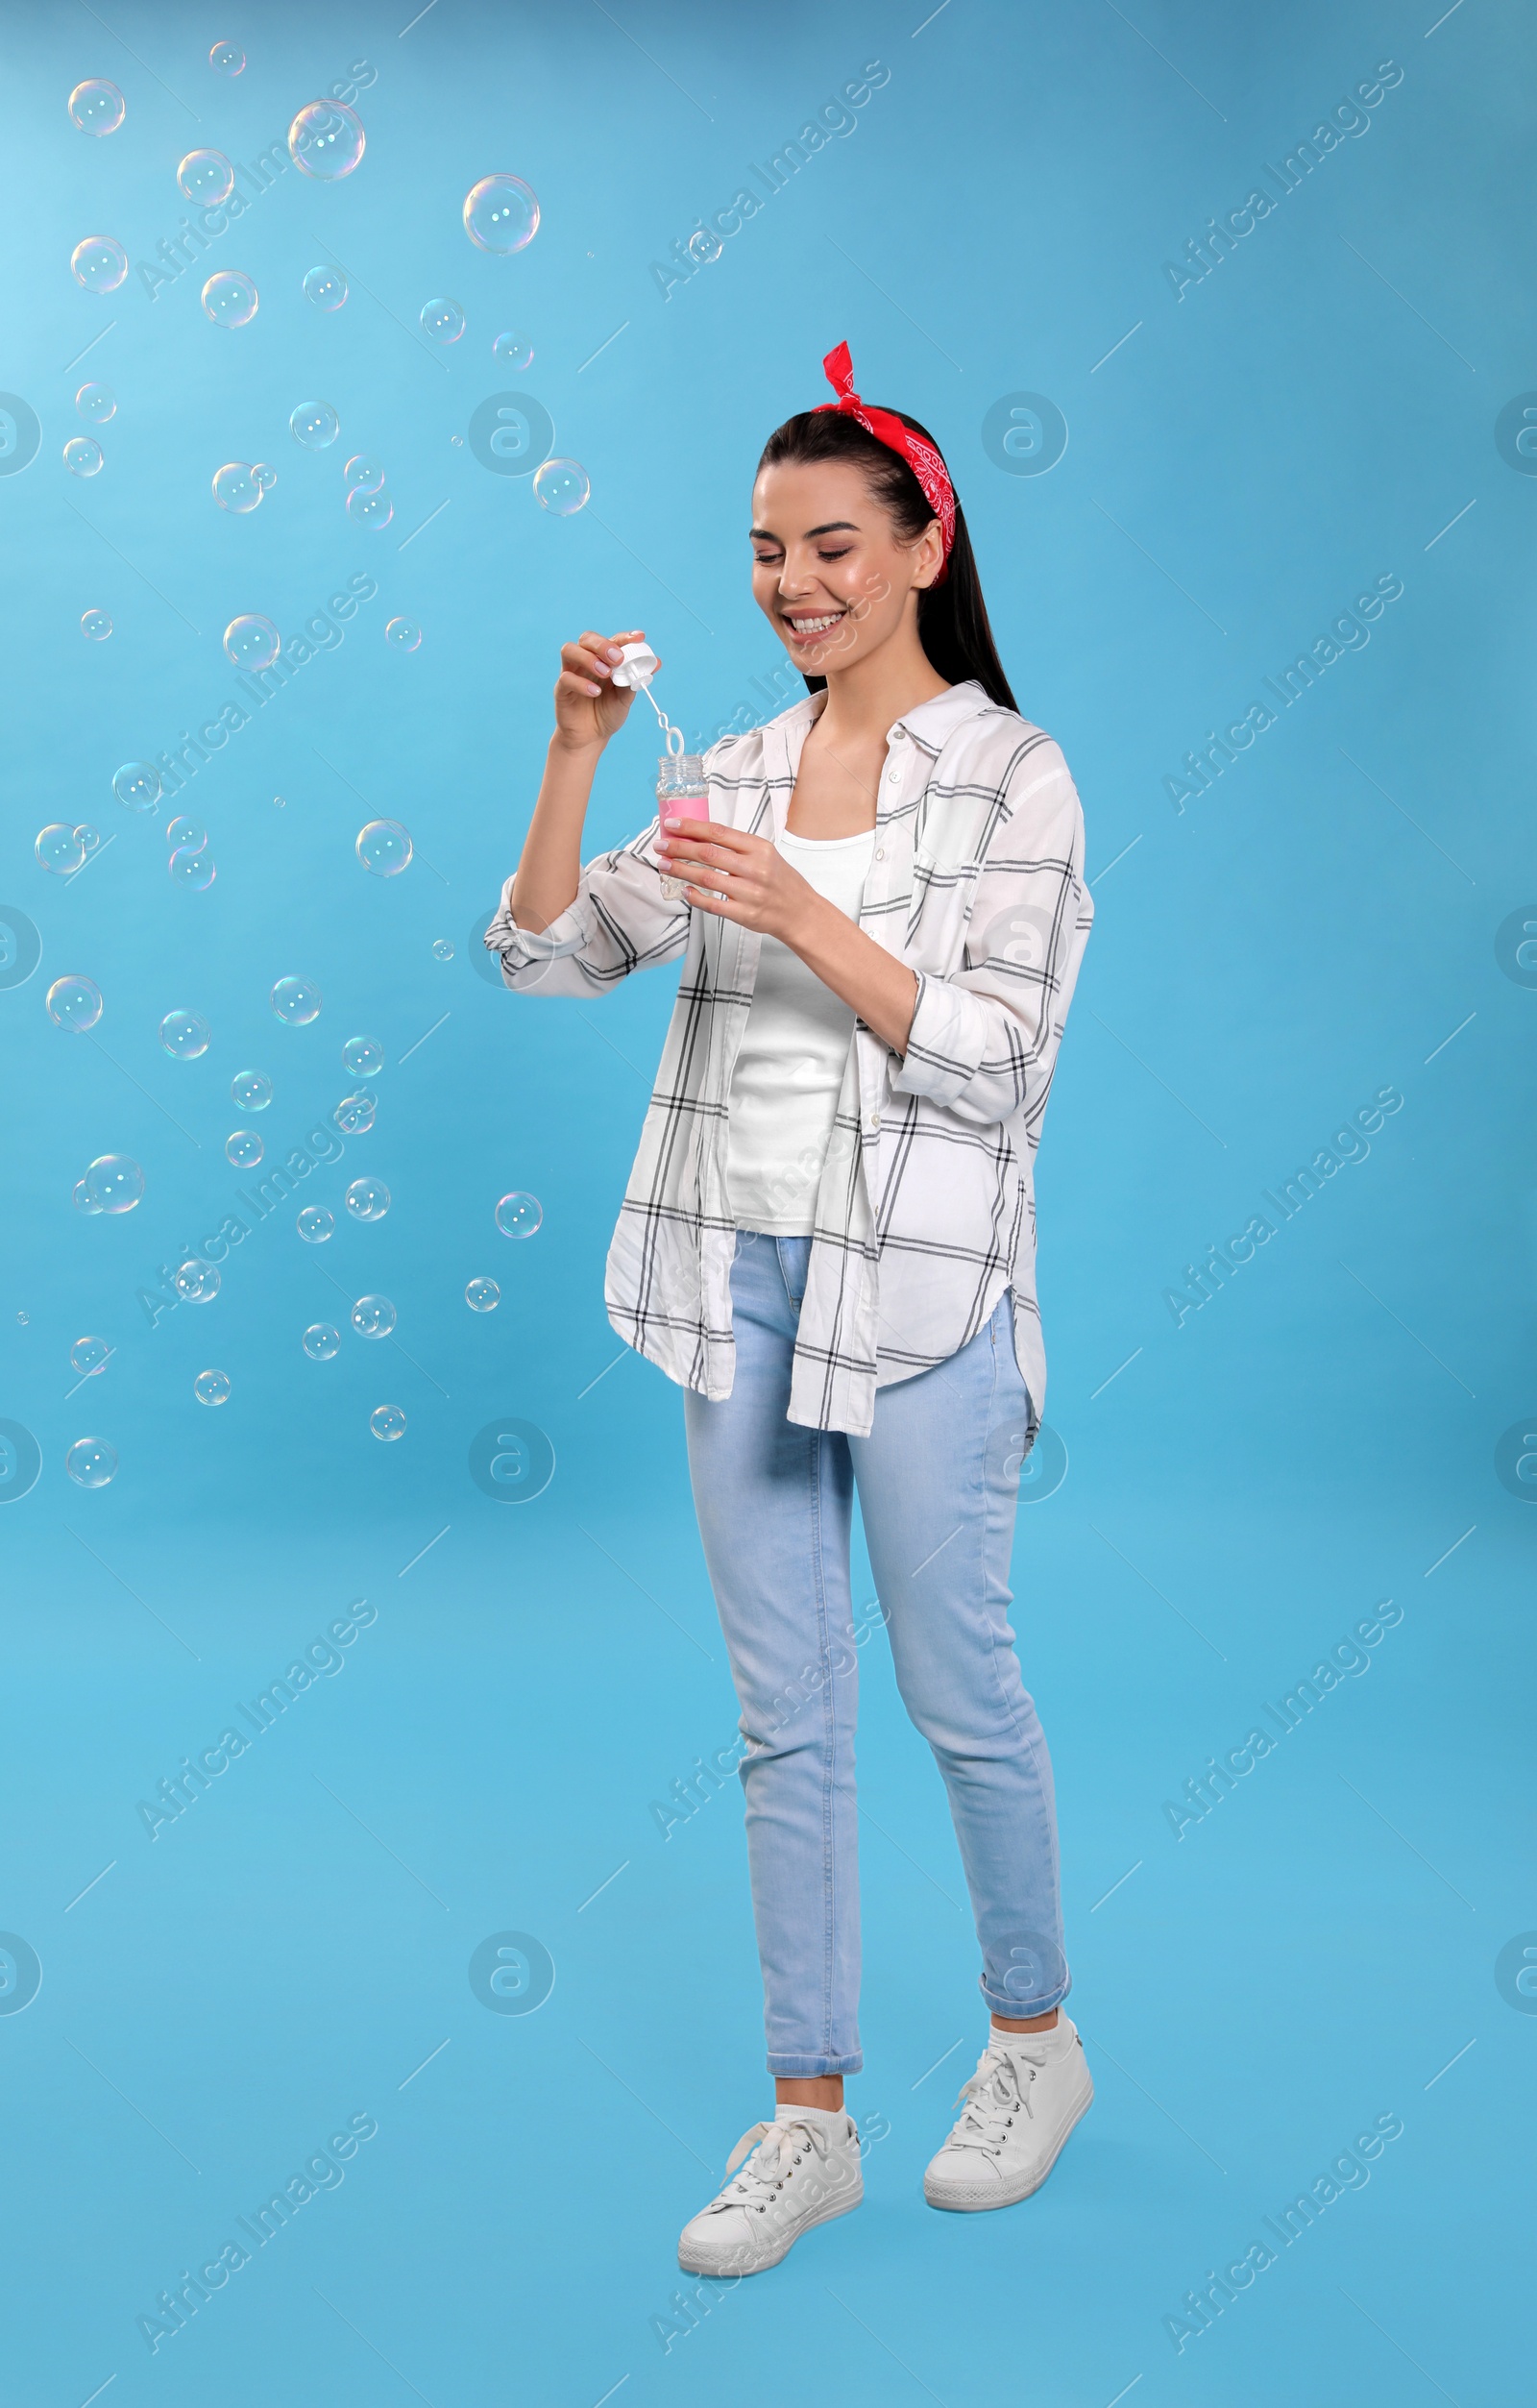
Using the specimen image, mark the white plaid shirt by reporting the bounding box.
[485,680,1093,1438]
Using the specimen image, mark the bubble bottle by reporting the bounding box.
[612,644,707,904]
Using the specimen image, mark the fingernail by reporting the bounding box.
[607,648,622,661]
[664,815,682,829]
[585,682,601,696]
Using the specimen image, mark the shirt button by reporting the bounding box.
[867,1110,881,1132]
[874,847,885,861]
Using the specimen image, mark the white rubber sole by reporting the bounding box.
[923,2075,1093,2212]
[678,2176,863,2276]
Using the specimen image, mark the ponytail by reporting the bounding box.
[755,405,1018,712]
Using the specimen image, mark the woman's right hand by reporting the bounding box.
[553,627,655,752]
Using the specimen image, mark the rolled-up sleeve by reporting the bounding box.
[483,816,691,997]
[889,739,1093,1130]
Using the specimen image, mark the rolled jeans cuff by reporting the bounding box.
[766,2049,864,2078]
[978,1966,1072,2021]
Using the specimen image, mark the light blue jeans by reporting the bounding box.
[682,1229,1068,2077]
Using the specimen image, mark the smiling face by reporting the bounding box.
[750,457,942,676]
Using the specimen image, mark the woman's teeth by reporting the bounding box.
[785,611,845,634]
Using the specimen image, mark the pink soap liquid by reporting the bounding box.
[657,753,709,900]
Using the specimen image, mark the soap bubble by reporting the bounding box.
[72,1180,101,1216]
[75,824,103,858]
[159,1008,209,1059]
[343,453,385,493]
[47,974,103,1032]
[356,820,411,876]
[344,1176,389,1223]
[70,1335,111,1378]
[37,823,85,875]
[466,1276,500,1312]
[370,1403,406,1441]
[224,614,280,671]
[271,975,322,1024]
[81,608,112,640]
[492,330,534,370]
[688,229,722,265]
[209,40,245,75]
[85,1154,143,1212]
[303,1323,340,1361]
[175,1258,221,1304]
[304,262,348,309]
[169,846,216,892]
[333,1091,377,1136]
[232,1069,272,1110]
[351,1294,396,1339]
[533,458,590,516]
[385,616,422,651]
[431,938,454,961]
[290,399,340,450]
[212,461,262,512]
[345,484,394,530]
[178,148,234,206]
[64,435,104,478]
[76,382,115,423]
[66,1437,116,1487]
[69,79,125,135]
[71,236,128,293]
[165,816,207,852]
[290,100,365,180]
[253,461,277,491]
[463,174,539,254]
[194,1367,231,1406]
[202,270,258,328]
[226,1129,263,1167]
[495,1191,543,1239]
[421,296,465,345]
[112,761,160,812]
[297,1205,334,1244]
[342,1035,384,1077]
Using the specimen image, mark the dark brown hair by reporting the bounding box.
[756,405,1018,711]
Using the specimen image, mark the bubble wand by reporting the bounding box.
[612,641,704,897]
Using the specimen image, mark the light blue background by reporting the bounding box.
[1,2,1531,2401]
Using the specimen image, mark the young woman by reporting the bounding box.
[486,344,1095,2276]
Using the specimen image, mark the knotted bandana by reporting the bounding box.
[813,339,956,578]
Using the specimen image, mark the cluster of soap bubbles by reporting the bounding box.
[202,270,258,328]
[72,1155,144,1216]
[289,101,365,181]
[70,235,128,294]
[272,975,322,1025]
[344,451,394,532]
[305,263,347,310]
[224,612,280,671]
[166,811,216,892]
[212,460,277,513]
[82,607,112,640]
[64,434,104,479]
[159,1007,209,1058]
[356,819,413,877]
[68,79,125,135]
[179,149,234,206]
[36,823,103,876]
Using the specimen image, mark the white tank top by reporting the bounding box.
[726,823,877,1235]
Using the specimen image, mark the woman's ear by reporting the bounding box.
[911,520,944,591]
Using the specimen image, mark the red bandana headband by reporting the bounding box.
[813,339,956,581]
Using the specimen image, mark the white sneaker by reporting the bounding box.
[678,2113,863,2275]
[923,2019,1093,2211]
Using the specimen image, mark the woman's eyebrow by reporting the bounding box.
[747,520,861,541]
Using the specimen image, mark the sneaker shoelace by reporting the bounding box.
[702,2117,840,2218]
[947,2048,1043,2156]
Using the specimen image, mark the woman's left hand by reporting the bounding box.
[655,819,816,946]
